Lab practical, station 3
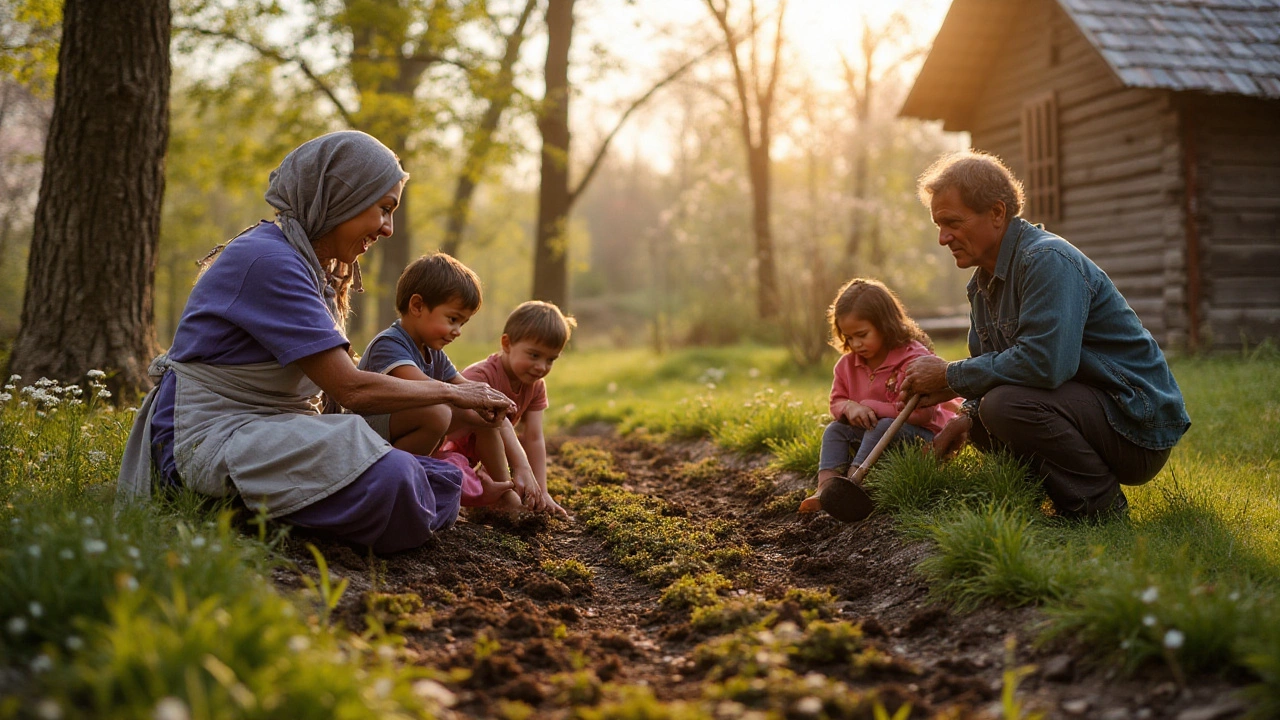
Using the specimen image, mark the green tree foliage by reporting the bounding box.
[0,0,61,97]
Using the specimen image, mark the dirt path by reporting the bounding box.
[284,432,1250,720]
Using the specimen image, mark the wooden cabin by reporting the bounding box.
[900,0,1280,351]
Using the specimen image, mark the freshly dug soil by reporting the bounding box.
[281,431,1250,719]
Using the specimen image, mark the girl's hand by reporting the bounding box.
[843,401,877,430]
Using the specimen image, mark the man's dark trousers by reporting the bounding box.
[971,382,1171,516]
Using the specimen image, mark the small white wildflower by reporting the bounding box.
[123,576,139,592]
[7,374,19,383]
[288,635,311,653]
[96,389,112,399]
[1120,639,1131,649]
[27,544,41,557]
[412,679,458,707]
[88,450,106,464]
[210,543,222,553]
[0,393,10,403]
[65,635,84,651]
[191,536,206,548]
[81,516,95,527]
[1229,591,1241,602]
[68,386,82,397]
[1141,586,1159,604]
[7,616,28,635]
[29,602,43,618]
[59,548,74,560]
[373,677,393,698]
[30,654,53,673]
[19,401,28,408]
[128,546,140,559]
[35,411,46,418]
[1164,629,1185,649]
[377,645,395,661]
[83,539,107,555]
[152,696,191,720]
[86,370,106,380]
[793,697,823,716]
[34,698,62,720]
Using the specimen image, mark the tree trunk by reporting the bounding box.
[441,0,538,257]
[7,0,170,395]
[375,170,411,330]
[748,144,778,318]
[532,0,574,309]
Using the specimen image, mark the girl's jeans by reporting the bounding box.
[819,418,934,473]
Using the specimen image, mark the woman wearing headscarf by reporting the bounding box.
[117,131,515,552]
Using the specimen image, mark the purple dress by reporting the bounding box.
[150,222,461,552]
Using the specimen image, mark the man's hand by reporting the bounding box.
[842,401,877,430]
[451,383,515,423]
[899,356,960,408]
[932,414,972,459]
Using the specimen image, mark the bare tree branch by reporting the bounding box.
[569,40,722,205]
[174,24,357,127]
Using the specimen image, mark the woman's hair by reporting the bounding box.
[396,253,482,313]
[916,150,1024,218]
[827,278,931,354]
[504,301,577,350]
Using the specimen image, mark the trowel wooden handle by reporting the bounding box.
[848,394,922,484]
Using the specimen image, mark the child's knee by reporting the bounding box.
[392,404,451,440]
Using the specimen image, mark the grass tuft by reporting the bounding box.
[917,504,1076,611]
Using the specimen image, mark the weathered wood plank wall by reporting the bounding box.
[1187,94,1280,347]
[962,0,1187,347]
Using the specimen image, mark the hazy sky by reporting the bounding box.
[571,0,954,174]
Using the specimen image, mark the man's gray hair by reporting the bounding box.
[916,150,1024,218]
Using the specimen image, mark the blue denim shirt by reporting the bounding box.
[946,218,1190,450]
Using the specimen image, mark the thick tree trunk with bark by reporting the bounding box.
[532,0,574,309]
[7,0,170,395]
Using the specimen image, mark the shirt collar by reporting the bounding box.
[975,217,1029,291]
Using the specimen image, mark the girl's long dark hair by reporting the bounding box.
[827,277,931,354]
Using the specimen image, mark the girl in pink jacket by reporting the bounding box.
[799,278,957,520]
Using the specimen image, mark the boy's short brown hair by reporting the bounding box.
[396,253,482,313]
[503,301,576,350]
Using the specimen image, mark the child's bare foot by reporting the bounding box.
[494,489,526,513]
[474,468,516,506]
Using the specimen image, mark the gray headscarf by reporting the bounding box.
[263,130,409,322]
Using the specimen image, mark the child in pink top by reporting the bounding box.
[437,301,575,517]
[799,278,957,520]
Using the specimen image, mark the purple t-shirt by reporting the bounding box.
[151,222,350,482]
[357,320,457,382]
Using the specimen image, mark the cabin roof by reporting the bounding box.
[901,0,1280,128]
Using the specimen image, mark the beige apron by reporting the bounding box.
[117,354,391,518]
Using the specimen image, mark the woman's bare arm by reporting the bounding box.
[295,347,514,416]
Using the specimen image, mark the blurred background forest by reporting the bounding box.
[0,0,969,370]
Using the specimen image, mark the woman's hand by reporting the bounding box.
[932,414,972,459]
[448,383,515,423]
[843,401,877,430]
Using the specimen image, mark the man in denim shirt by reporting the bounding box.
[900,152,1190,518]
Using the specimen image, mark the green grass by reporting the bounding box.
[0,376,446,719]
[541,344,1280,710]
[4,343,1278,715]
